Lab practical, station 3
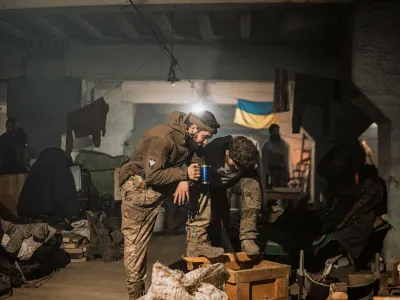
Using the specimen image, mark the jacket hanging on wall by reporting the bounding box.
[66,97,109,155]
[292,73,335,134]
[274,68,289,113]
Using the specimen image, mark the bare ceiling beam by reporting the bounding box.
[114,14,139,39]
[65,13,105,39]
[153,14,173,40]
[0,19,28,39]
[30,16,68,39]
[240,12,251,39]
[197,13,214,42]
[0,0,354,10]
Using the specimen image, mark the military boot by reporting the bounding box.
[241,240,260,256]
[240,208,261,256]
[186,224,224,258]
[128,280,145,300]
[186,241,224,258]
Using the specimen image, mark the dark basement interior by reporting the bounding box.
[0,0,399,299]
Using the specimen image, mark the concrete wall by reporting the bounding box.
[80,80,303,168]
[352,0,400,266]
[79,80,136,157]
[7,54,81,157]
[0,43,25,80]
[4,37,345,159]
[65,40,343,81]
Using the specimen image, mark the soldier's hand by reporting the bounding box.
[173,181,190,206]
[188,163,200,181]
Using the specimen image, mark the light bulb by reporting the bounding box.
[192,102,205,113]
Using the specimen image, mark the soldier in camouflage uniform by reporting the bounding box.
[200,135,262,256]
[119,111,223,299]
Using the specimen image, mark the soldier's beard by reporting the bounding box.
[186,133,200,150]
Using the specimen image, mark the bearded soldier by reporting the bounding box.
[119,111,223,299]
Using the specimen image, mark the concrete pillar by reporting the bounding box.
[352,0,400,267]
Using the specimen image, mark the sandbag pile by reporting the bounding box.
[140,262,230,300]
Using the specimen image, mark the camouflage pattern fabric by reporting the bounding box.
[231,177,262,241]
[186,184,211,243]
[121,176,164,299]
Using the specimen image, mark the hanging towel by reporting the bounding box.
[234,99,278,129]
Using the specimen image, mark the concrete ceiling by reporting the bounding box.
[0,0,354,10]
[0,2,351,50]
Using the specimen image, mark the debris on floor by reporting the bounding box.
[140,262,230,300]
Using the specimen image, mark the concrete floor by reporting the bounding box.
[12,234,187,300]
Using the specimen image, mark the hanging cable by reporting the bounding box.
[167,14,180,86]
[126,0,177,63]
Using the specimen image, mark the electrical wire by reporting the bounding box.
[100,62,148,98]
[126,0,179,67]
[15,1,380,142]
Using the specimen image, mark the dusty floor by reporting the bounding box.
[12,234,187,300]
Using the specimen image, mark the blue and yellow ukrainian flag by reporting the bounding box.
[234,99,279,129]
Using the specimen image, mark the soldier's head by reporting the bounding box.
[6,118,17,134]
[269,124,280,141]
[185,111,220,148]
[361,139,367,147]
[226,136,259,171]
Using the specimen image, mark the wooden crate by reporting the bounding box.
[225,260,290,300]
[184,254,290,300]
[0,173,28,201]
[114,168,121,201]
[184,252,263,271]
[0,174,28,217]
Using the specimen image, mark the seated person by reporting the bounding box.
[203,135,261,255]
[0,147,28,175]
[263,141,386,269]
[330,163,387,261]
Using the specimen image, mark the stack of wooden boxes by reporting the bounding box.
[62,234,89,263]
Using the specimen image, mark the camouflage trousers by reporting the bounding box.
[121,176,210,300]
[186,184,211,243]
[211,177,261,241]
